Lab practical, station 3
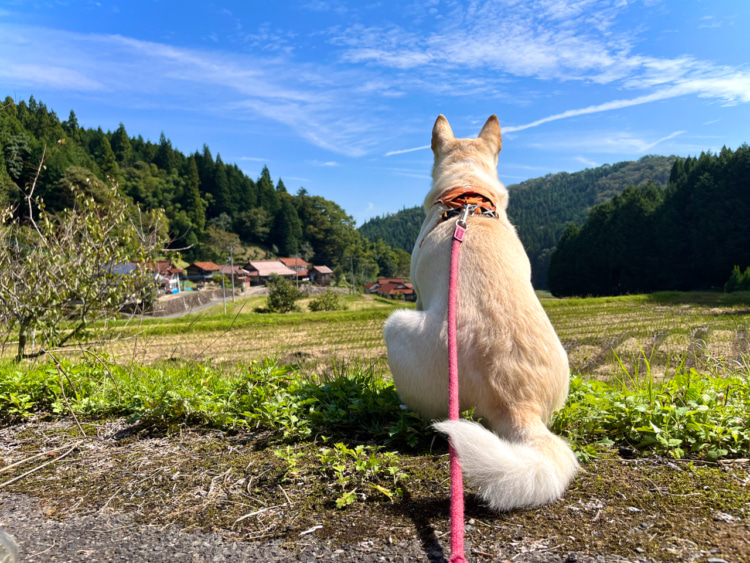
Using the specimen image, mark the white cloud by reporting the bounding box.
[0,63,104,91]
[0,24,386,157]
[331,0,750,126]
[309,160,341,166]
[239,157,269,162]
[574,156,599,167]
[529,129,687,154]
[384,145,430,157]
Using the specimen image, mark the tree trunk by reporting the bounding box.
[16,323,28,363]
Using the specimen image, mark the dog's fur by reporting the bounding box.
[383,115,578,511]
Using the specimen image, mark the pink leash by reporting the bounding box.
[447,210,469,563]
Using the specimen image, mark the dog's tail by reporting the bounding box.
[432,419,578,511]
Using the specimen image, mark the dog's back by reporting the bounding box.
[384,115,578,511]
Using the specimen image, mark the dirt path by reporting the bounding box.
[1,419,747,563]
[0,493,634,563]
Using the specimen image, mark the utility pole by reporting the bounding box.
[229,245,235,303]
[350,256,355,295]
[222,267,226,314]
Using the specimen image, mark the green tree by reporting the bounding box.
[96,136,119,180]
[203,225,241,261]
[154,132,176,172]
[0,185,166,361]
[212,155,233,217]
[235,207,271,243]
[111,123,133,164]
[184,156,206,233]
[257,166,279,216]
[265,274,303,313]
[271,196,303,256]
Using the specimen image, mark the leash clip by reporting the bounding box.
[453,204,476,242]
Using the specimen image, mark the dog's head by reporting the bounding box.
[426,115,507,211]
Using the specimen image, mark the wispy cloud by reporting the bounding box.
[239,156,269,162]
[1,0,748,162]
[0,23,386,157]
[503,90,680,133]
[530,130,687,154]
[309,160,341,166]
[384,145,430,156]
[332,0,750,127]
[574,156,598,167]
[0,63,104,91]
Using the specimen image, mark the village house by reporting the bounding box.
[218,264,252,290]
[150,260,184,294]
[243,260,296,285]
[186,262,222,284]
[278,257,311,278]
[364,278,415,301]
[308,265,333,286]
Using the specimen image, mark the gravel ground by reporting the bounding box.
[0,493,644,563]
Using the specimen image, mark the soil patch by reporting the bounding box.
[1,419,748,562]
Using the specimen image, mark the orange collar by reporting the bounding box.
[433,185,497,214]
[419,185,501,248]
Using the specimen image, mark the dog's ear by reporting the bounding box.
[478,115,502,154]
[431,115,455,155]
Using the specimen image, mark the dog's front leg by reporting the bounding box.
[384,309,448,420]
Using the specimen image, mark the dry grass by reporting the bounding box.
[86,294,750,379]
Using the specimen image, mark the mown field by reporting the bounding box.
[1,291,749,562]
[86,290,750,379]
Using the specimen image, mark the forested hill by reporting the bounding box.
[358,155,675,287]
[0,95,411,282]
[358,206,426,253]
[508,155,675,287]
[548,145,750,296]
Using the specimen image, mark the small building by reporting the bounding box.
[218,265,252,291]
[150,260,184,294]
[186,261,222,283]
[279,257,311,278]
[308,265,333,286]
[244,260,296,285]
[365,278,415,301]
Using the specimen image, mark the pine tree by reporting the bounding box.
[213,155,232,217]
[111,123,133,164]
[185,156,206,233]
[271,196,303,256]
[97,136,119,181]
[63,110,79,134]
[257,165,279,216]
[154,132,175,172]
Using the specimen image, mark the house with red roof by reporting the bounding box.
[365,278,415,301]
[244,260,296,285]
[219,264,253,290]
[186,262,222,282]
[279,257,311,277]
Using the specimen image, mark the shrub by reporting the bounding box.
[308,290,347,312]
[725,265,750,292]
[266,274,304,313]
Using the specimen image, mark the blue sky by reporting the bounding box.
[1,1,749,224]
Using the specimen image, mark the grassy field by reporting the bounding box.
[83,290,750,379]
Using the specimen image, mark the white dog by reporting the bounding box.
[384,115,578,511]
